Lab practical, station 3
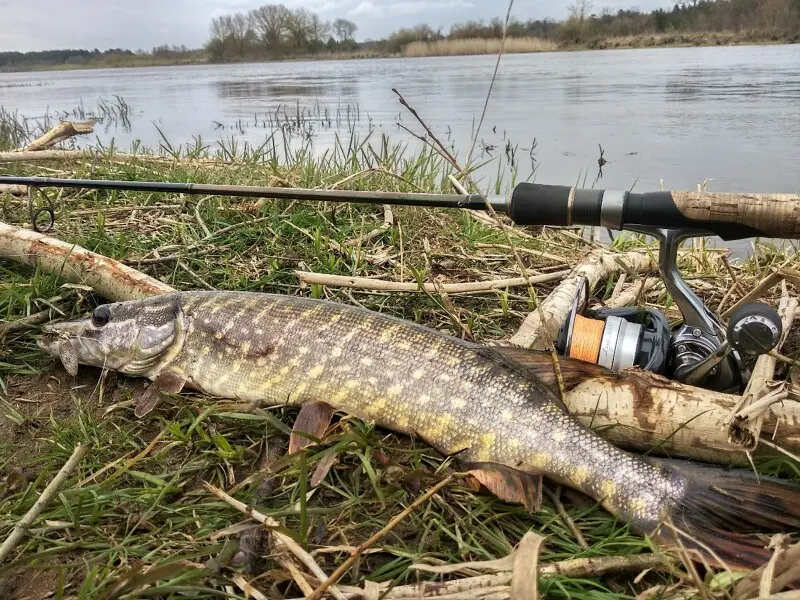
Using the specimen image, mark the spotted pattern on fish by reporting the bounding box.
[39,291,686,532]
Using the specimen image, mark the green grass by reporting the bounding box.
[0,125,798,599]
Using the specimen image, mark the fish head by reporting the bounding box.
[38,294,184,377]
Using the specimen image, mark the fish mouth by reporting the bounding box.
[37,320,91,376]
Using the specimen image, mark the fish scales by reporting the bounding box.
[56,291,681,526]
[39,291,800,570]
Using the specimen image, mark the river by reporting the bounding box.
[1,45,799,251]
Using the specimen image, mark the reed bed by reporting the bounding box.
[0,115,798,600]
[403,37,558,58]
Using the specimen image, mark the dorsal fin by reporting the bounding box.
[476,346,618,399]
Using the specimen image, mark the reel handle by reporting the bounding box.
[508,183,800,241]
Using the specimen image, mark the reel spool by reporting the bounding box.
[555,277,670,374]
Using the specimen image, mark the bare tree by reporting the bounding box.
[286,8,314,50]
[208,14,254,60]
[250,4,291,54]
[309,14,330,48]
[332,18,358,41]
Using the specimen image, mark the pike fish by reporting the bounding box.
[39,291,800,569]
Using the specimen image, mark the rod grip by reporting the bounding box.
[509,183,800,240]
[666,190,800,239]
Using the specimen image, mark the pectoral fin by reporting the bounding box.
[463,462,543,513]
[135,371,186,418]
[289,401,335,454]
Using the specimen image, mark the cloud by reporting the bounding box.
[350,0,472,17]
[0,0,672,52]
[350,1,376,15]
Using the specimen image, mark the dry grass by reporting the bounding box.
[586,29,796,49]
[403,37,557,58]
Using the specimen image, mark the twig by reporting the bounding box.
[605,278,657,309]
[231,573,269,600]
[721,271,783,320]
[203,482,347,600]
[543,487,588,549]
[728,282,798,450]
[734,541,800,599]
[306,474,458,600]
[0,299,71,338]
[0,443,91,562]
[295,270,569,293]
[392,89,460,169]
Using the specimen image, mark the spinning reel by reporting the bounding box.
[513,187,786,393]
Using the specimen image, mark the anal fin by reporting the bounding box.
[289,402,335,454]
[135,371,186,418]
[464,462,543,513]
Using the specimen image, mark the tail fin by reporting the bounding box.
[652,460,800,572]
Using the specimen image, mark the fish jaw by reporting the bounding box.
[39,319,93,376]
[37,294,186,378]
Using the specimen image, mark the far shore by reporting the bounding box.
[2,31,796,74]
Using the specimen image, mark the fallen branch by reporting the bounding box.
[0,184,27,196]
[509,249,658,349]
[294,552,673,599]
[203,482,347,600]
[0,443,90,562]
[733,540,800,600]
[562,367,800,464]
[307,474,458,600]
[0,220,175,301]
[295,270,570,293]
[0,149,97,163]
[605,278,658,308]
[729,281,798,450]
[22,120,96,152]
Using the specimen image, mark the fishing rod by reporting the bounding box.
[3,174,799,392]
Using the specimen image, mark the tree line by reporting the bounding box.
[204,0,799,60]
[206,6,359,61]
[1,0,798,70]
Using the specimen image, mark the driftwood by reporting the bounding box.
[1,225,798,463]
[509,249,658,349]
[21,120,97,152]
[0,149,98,163]
[0,220,175,301]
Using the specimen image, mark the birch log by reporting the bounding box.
[509,249,658,349]
[0,220,175,301]
[563,369,800,465]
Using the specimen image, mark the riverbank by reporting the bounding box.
[2,30,796,74]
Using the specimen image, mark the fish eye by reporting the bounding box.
[91,306,111,327]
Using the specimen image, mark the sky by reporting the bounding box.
[0,0,669,53]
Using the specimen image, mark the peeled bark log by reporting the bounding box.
[0,220,175,301]
[564,368,800,465]
[509,249,658,349]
